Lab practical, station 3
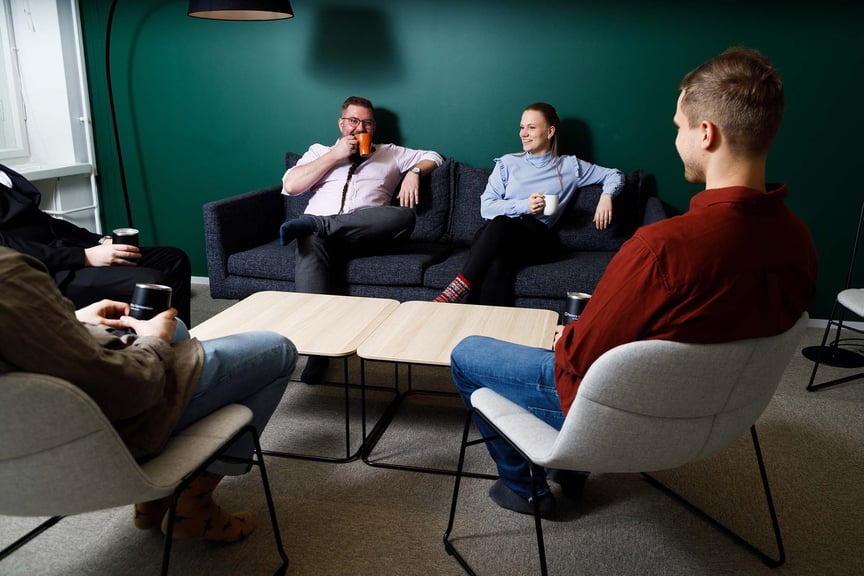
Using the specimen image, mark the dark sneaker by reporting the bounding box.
[488,479,556,519]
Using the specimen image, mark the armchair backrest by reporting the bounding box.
[547,314,808,472]
[0,372,166,516]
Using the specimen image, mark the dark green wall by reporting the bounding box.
[79,0,863,318]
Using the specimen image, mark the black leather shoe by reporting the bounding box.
[300,355,329,384]
[488,479,556,519]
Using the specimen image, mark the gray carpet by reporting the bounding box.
[2,284,863,575]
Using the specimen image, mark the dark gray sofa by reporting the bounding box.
[203,153,666,316]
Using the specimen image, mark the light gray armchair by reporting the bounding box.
[0,372,289,575]
[444,314,808,576]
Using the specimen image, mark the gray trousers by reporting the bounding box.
[295,206,416,294]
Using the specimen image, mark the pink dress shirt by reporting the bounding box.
[283,142,443,215]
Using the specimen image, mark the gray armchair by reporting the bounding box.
[0,372,289,575]
[444,314,808,575]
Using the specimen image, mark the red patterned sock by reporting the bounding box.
[434,274,471,303]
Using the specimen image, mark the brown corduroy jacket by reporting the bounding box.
[0,248,203,461]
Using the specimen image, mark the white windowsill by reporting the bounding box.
[9,162,92,181]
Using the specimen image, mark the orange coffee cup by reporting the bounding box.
[355,132,371,157]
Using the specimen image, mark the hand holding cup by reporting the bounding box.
[543,194,559,216]
[129,283,172,320]
[112,228,139,246]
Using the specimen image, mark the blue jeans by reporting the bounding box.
[172,322,298,475]
[450,335,564,499]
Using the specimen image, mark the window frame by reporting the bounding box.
[0,0,29,160]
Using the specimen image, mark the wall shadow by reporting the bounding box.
[374,108,402,145]
[308,5,402,82]
[558,118,595,163]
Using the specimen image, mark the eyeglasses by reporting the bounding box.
[340,117,376,129]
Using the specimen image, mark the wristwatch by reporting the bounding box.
[411,166,422,176]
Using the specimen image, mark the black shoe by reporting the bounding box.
[488,479,555,519]
[547,469,588,501]
[300,355,329,384]
[279,216,318,246]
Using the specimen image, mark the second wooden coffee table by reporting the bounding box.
[191,291,399,462]
[356,300,558,475]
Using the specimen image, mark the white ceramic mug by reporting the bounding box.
[543,194,559,216]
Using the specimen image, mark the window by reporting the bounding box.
[0,0,28,160]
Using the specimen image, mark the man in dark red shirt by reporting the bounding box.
[451,47,818,519]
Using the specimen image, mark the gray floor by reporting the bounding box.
[2,286,863,575]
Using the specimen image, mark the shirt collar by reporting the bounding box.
[690,184,788,211]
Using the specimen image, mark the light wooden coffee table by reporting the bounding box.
[356,300,558,475]
[191,291,399,462]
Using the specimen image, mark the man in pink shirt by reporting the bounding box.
[281,96,443,381]
[450,48,818,518]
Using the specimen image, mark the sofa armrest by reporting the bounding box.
[203,185,286,286]
[641,196,667,226]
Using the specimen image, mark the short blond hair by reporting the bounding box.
[679,47,784,155]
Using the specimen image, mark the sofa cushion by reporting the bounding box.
[423,247,615,296]
[228,239,296,281]
[345,243,449,286]
[555,169,642,251]
[450,163,492,245]
[423,247,615,298]
[409,158,453,242]
[512,252,616,298]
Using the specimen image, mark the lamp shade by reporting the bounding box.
[188,0,294,20]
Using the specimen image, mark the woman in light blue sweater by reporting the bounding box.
[434,102,624,305]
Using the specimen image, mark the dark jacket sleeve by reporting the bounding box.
[0,211,99,273]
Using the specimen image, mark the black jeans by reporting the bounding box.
[295,206,416,295]
[462,215,559,306]
[57,245,192,326]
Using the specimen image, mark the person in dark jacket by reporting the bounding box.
[0,163,192,325]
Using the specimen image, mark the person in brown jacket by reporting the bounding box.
[0,247,298,543]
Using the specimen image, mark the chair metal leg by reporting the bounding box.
[249,425,290,575]
[443,408,547,575]
[806,306,864,391]
[527,464,549,576]
[642,425,785,568]
[161,425,290,576]
[444,409,493,575]
[0,515,64,561]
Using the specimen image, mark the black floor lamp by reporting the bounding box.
[105,0,294,227]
